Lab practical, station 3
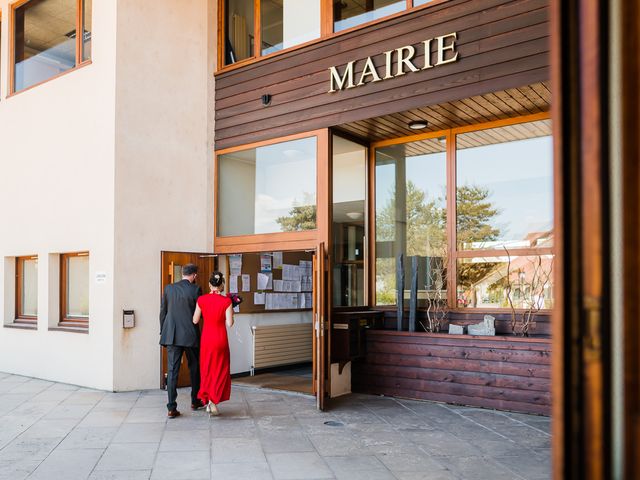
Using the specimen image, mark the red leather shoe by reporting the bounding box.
[167,409,181,419]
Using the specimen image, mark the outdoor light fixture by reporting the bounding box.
[408,120,428,130]
[346,212,363,220]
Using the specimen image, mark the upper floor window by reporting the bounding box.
[12,0,92,94]
[221,0,438,68]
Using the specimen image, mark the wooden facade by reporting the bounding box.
[353,330,551,415]
[214,0,550,149]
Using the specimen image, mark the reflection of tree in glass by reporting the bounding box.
[276,192,317,231]
[456,185,501,248]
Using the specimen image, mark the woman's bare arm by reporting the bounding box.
[225,305,234,328]
[193,304,202,325]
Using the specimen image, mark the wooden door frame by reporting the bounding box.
[550,0,640,478]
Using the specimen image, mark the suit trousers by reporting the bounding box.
[166,345,200,411]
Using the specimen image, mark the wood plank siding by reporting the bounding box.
[353,330,551,415]
[214,0,550,149]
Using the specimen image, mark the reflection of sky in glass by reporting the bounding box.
[457,136,553,245]
[376,151,446,237]
[255,137,317,233]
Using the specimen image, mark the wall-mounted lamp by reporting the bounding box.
[262,94,272,106]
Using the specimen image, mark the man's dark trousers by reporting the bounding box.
[159,278,202,411]
[166,345,200,411]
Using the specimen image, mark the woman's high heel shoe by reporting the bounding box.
[208,401,219,416]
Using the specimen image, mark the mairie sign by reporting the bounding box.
[328,32,459,93]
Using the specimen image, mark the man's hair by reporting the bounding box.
[182,264,198,276]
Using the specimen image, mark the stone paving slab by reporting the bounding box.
[0,373,551,479]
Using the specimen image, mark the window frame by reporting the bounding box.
[216,0,448,73]
[214,129,329,254]
[59,251,90,330]
[8,0,92,96]
[14,255,38,326]
[369,111,554,314]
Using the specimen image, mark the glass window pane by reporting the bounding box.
[14,0,77,92]
[218,137,317,236]
[375,137,447,305]
[333,136,366,307]
[21,258,38,317]
[261,0,320,55]
[456,120,554,251]
[67,255,89,318]
[334,0,406,32]
[225,0,255,64]
[413,0,436,6]
[82,0,92,61]
[457,255,554,310]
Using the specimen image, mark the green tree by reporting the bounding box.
[276,193,317,231]
[456,185,501,248]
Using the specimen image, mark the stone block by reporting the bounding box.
[467,315,496,336]
[448,324,465,335]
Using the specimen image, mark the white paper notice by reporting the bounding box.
[283,264,302,281]
[273,251,283,269]
[257,272,272,290]
[229,275,239,294]
[260,254,272,272]
[254,292,266,305]
[233,305,240,313]
[299,260,312,276]
[229,254,243,276]
[241,274,251,292]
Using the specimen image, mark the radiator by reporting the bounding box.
[251,323,313,375]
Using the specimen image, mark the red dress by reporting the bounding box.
[197,293,232,405]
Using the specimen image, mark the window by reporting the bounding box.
[12,0,92,93]
[372,117,554,311]
[334,0,405,32]
[60,252,89,329]
[333,136,367,307]
[15,256,38,325]
[217,136,318,236]
[219,0,442,69]
[375,137,447,305]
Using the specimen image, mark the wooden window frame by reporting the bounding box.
[369,111,553,314]
[8,0,92,96]
[214,129,329,254]
[216,0,449,73]
[14,255,38,326]
[59,251,89,330]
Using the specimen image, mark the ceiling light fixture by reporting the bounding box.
[408,120,428,130]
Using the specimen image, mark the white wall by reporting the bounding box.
[111,0,215,390]
[0,0,118,390]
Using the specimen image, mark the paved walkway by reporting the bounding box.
[0,372,551,480]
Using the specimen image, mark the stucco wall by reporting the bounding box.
[111,0,215,390]
[0,0,118,390]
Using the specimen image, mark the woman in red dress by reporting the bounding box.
[192,271,234,416]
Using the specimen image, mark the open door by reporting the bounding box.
[313,242,330,410]
[160,251,217,389]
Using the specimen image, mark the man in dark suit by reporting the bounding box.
[160,263,205,418]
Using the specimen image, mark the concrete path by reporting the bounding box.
[0,372,550,479]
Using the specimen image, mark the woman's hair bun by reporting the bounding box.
[209,271,225,287]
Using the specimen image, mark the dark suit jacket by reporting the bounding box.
[159,279,202,347]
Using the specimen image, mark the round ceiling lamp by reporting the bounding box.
[408,120,429,130]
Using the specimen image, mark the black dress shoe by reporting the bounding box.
[167,409,181,419]
[191,399,205,410]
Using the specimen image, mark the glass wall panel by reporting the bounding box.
[14,0,77,92]
[261,0,321,55]
[20,258,38,317]
[457,255,554,309]
[456,120,553,251]
[413,0,436,6]
[333,136,366,307]
[82,0,92,62]
[375,138,447,305]
[218,137,317,236]
[225,0,255,64]
[67,255,89,318]
[334,0,405,32]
